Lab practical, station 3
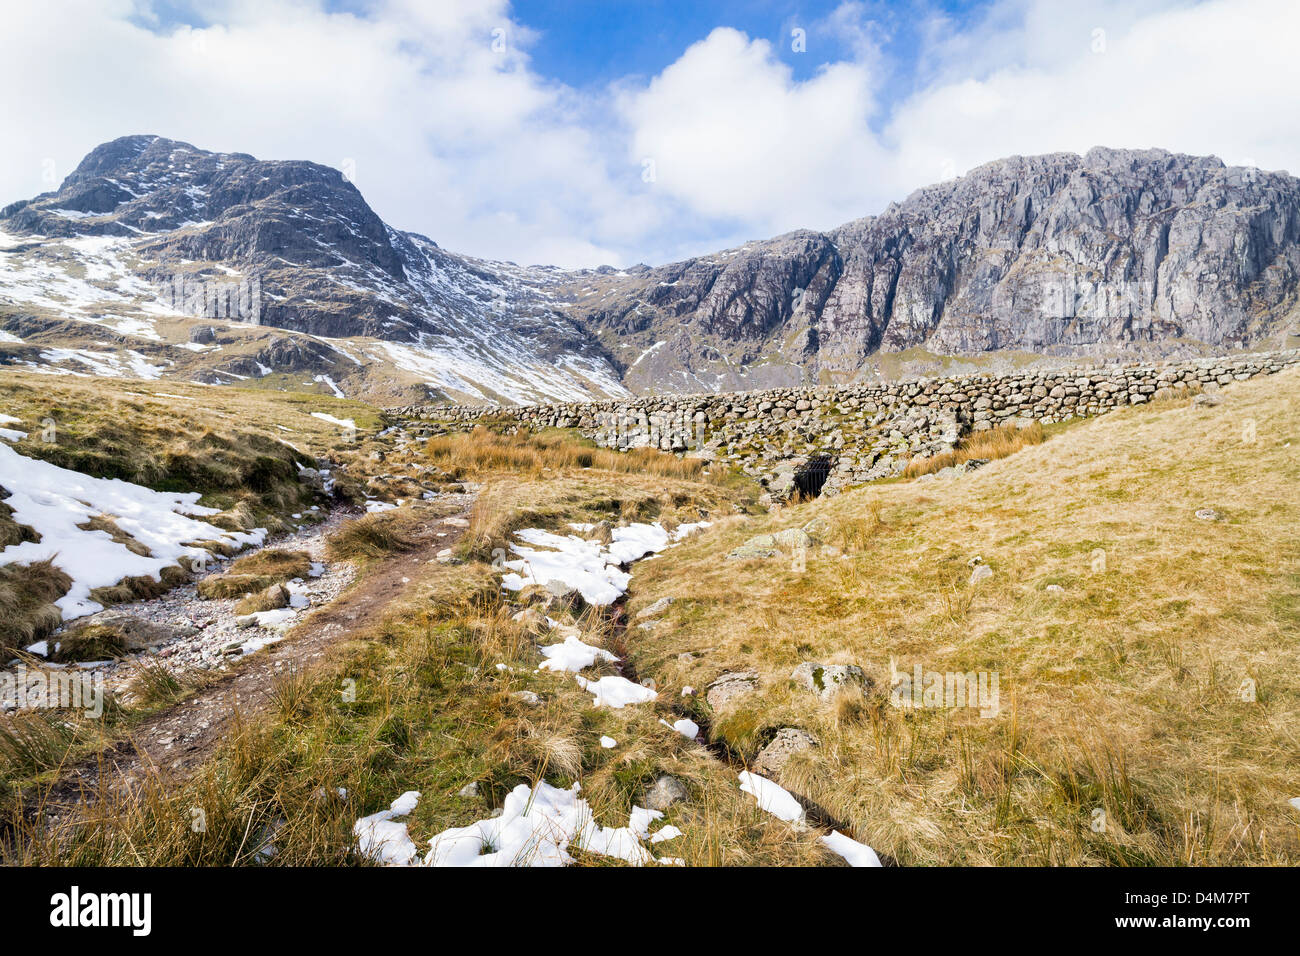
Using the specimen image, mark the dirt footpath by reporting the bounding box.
[38,498,474,813]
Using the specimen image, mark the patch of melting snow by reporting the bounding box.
[310,411,356,430]
[537,634,617,673]
[353,791,423,866]
[0,440,264,620]
[662,717,699,739]
[574,673,657,708]
[499,520,706,607]
[356,782,680,868]
[738,771,807,824]
[820,830,883,867]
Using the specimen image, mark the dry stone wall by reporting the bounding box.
[397,349,1300,499]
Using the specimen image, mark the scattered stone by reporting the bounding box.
[1045,584,1065,594]
[457,782,479,799]
[636,597,675,619]
[511,607,545,629]
[772,528,814,550]
[643,775,688,811]
[544,578,576,599]
[753,728,819,780]
[791,662,869,700]
[726,541,778,560]
[800,516,831,541]
[510,690,540,706]
[705,671,759,710]
[261,583,290,609]
[1195,508,1223,521]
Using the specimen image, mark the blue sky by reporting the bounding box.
[515,0,978,86]
[513,0,993,130]
[3,1,1299,267]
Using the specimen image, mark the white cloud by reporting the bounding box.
[619,27,888,235]
[1,0,1299,269]
[0,0,650,267]
[887,0,1300,185]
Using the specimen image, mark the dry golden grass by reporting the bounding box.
[2,423,833,866]
[0,560,72,657]
[625,368,1300,865]
[324,511,420,562]
[904,420,1046,478]
[196,549,313,599]
[425,426,717,483]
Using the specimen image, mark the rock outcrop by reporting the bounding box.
[565,149,1300,392]
[5,138,1300,403]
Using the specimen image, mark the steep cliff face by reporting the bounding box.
[565,148,1300,392]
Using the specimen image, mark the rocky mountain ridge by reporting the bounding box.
[568,148,1300,392]
[2,136,1298,404]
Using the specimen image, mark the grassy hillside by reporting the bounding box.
[4,368,1297,866]
[622,368,1300,864]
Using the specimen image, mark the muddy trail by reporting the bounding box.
[26,496,475,820]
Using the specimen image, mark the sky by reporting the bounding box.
[2,0,1298,268]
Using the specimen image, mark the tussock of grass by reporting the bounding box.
[904,421,1045,478]
[426,426,713,482]
[325,512,419,562]
[196,549,312,599]
[50,623,128,663]
[0,560,72,657]
[234,587,288,616]
[126,660,209,710]
[0,712,77,778]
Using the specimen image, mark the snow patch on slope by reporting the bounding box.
[0,441,264,620]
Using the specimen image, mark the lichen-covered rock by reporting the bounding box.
[791,662,869,700]
[636,597,675,620]
[753,728,819,780]
[644,775,689,811]
[706,671,759,710]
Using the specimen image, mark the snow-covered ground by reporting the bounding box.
[499,521,708,606]
[0,440,265,621]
